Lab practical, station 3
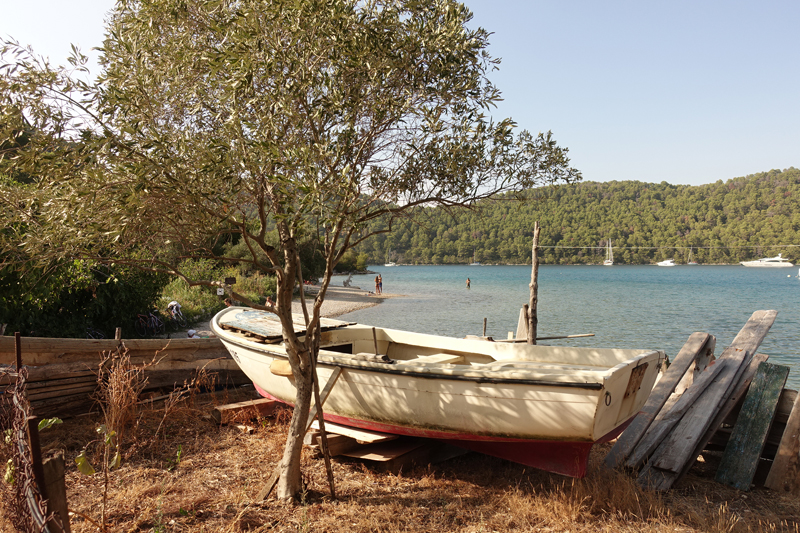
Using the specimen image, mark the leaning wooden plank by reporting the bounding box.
[310,420,398,444]
[650,311,777,473]
[674,336,717,396]
[651,348,748,473]
[672,351,771,484]
[625,359,726,470]
[606,332,712,469]
[212,398,278,425]
[716,363,789,490]
[765,386,800,493]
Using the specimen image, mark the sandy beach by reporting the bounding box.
[291,285,396,318]
[186,284,394,337]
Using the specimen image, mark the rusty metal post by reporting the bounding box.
[15,331,22,370]
[26,416,48,501]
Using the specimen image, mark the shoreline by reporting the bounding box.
[292,285,398,318]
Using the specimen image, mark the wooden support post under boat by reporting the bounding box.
[482,318,487,337]
[258,366,343,501]
[528,222,540,345]
[372,327,379,357]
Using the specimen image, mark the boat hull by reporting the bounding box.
[212,308,664,477]
[256,384,633,477]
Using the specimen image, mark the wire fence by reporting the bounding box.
[1,364,63,532]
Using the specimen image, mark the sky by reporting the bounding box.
[2,0,798,186]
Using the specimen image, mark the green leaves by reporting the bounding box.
[75,450,96,476]
[38,417,63,432]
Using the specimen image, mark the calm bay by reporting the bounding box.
[340,264,800,389]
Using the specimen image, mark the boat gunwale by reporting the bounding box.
[216,333,630,391]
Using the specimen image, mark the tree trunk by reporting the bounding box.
[527,221,540,345]
[276,348,314,499]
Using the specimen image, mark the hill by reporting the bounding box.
[355,167,800,265]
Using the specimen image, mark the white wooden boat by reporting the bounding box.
[657,259,676,267]
[211,308,665,477]
[740,253,794,268]
[603,240,614,266]
[384,262,397,267]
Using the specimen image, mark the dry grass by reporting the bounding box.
[3,387,800,532]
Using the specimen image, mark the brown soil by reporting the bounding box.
[5,387,799,533]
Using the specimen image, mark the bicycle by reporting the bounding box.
[134,311,165,337]
[86,326,105,339]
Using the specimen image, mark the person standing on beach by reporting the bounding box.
[375,275,380,294]
[378,274,383,294]
[466,278,470,289]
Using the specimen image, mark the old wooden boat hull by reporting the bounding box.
[211,308,665,477]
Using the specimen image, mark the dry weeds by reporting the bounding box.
[3,386,799,533]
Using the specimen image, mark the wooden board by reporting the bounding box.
[212,398,278,425]
[674,351,770,482]
[716,363,789,490]
[606,332,712,469]
[652,348,749,473]
[219,311,355,341]
[310,421,398,444]
[765,386,800,492]
[340,438,468,474]
[625,359,725,470]
[638,311,777,490]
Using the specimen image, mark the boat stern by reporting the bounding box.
[591,349,665,440]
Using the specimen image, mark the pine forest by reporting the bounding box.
[354,167,800,265]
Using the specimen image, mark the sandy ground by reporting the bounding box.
[182,285,396,337]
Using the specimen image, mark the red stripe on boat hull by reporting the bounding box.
[255,384,631,478]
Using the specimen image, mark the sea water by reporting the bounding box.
[341,265,800,389]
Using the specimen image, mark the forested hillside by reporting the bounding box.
[355,167,800,265]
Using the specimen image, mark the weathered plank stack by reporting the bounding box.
[607,310,800,493]
[0,336,249,418]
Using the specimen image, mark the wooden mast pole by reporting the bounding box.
[528,222,540,345]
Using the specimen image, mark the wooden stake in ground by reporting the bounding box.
[527,222,540,345]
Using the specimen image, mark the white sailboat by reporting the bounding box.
[603,240,613,266]
[687,246,698,265]
[470,249,481,266]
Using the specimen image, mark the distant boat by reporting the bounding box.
[740,253,794,268]
[470,250,481,266]
[384,262,397,267]
[657,259,676,267]
[603,240,614,266]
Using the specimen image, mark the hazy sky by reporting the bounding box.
[2,0,798,186]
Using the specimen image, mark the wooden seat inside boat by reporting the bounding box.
[481,360,609,373]
[397,353,465,365]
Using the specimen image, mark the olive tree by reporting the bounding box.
[0,0,580,499]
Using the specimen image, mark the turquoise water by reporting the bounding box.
[341,265,800,389]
